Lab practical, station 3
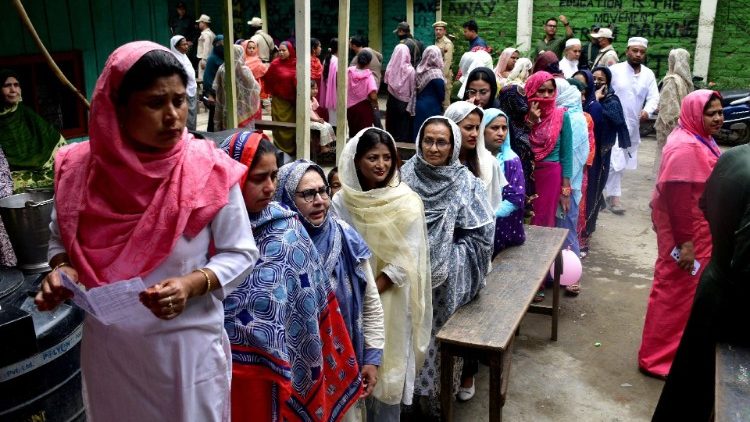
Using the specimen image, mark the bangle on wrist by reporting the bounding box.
[195,268,212,295]
[561,186,572,197]
[53,262,69,272]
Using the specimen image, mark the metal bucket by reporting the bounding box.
[0,191,54,272]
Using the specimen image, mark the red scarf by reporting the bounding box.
[266,41,298,102]
[53,41,246,288]
[526,71,565,161]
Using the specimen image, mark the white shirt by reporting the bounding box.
[48,185,258,421]
[560,57,579,78]
[609,61,660,171]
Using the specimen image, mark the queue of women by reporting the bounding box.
[25,31,734,421]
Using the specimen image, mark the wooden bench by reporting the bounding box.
[395,141,416,161]
[715,343,750,421]
[437,225,568,422]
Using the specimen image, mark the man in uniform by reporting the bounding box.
[195,14,215,80]
[433,21,454,108]
[248,17,276,64]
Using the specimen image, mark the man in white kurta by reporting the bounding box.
[605,37,659,214]
[560,38,581,78]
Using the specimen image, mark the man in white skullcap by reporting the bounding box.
[560,38,581,78]
[605,37,660,214]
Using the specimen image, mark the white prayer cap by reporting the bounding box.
[565,38,582,48]
[628,37,648,48]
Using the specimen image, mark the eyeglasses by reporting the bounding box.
[423,139,452,149]
[295,186,331,202]
[466,88,491,96]
[546,24,557,28]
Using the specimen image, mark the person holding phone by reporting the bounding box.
[639,89,724,380]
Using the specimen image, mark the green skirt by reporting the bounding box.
[11,136,66,193]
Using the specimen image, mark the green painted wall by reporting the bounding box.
[1,0,170,98]
[707,0,749,89]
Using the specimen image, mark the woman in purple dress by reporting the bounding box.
[481,108,526,256]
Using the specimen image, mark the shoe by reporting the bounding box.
[579,250,588,260]
[565,284,581,296]
[533,290,545,303]
[609,203,626,215]
[456,379,475,402]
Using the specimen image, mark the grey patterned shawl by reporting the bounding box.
[401,116,495,307]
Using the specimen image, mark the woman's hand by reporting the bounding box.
[677,241,696,272]
[375,273,393,294]
[35,266,78,311]
[360,364,378,398]
[559,194,570,214]
[528,102,541,125]
[139,276,200,320]
[595,85,606,101]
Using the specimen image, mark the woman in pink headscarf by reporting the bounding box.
[34,41,258,420]
[525,71,572,229]
[347,49,380,135]
[639,89,723,379]
[494,47,519,87]
[384,44,415,142]
[413,45,445,135]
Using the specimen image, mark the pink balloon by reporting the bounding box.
[548,249,583,286]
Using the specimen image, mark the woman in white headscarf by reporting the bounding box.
[444,101,506,211]
[505,57,533,86]
[456,50,494,99]
[401,116,494,417]
[332,127,432,421]
[169,35,198,130]
[654,48,694,177]
[213,44,261,131]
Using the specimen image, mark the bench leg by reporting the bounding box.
[489,350,506,422]
[551,249,562,341]
[440,343,455,422]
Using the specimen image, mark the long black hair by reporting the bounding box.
[322,38,338,81]
[354,128,401,190]
[462,67,499,108]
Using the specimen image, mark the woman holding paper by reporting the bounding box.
[34,41,258,421]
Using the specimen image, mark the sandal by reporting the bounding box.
[565,284,581,297]
[533,290,545,303]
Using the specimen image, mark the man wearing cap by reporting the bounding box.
[580,25,601,69]
[433,21,454,107]
[560,38,582,78]
[196,14,215,79]
[248,17,276,64]
[394,22,424,67]
[532,15,573,61]
[591,28,619,68]
[605,37,659,214]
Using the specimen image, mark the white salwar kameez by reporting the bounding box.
[48,185,258,422]
[606,61,659,197]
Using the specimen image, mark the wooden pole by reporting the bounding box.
[11,0,90,109]
[336,0,350,161]
[260,0,268,32]
[406,0,414,30]
[223,0,237,128]
[368,0,382,53]
[295,0,311,160]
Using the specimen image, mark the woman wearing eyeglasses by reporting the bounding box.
[401,117,494,416]
[275,159,385,422]
[331,127,432,421]
[462,67,501,109]
[220,132,362,422]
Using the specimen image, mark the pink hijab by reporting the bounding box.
[54,41,246,288]
[656,89,722,186]
[493,47,517,80]
[525,71,566,161]
[347,66,377,108]
[384,44,415,103]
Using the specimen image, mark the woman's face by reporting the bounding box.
[246,41,257,57]
[484,115,509,153]
[356,142,392,189]
[534,80,556,98]
[592,70,607,90]
[118,74,187,151]
[703,98,724,136]
[466,79,492,108]
[242,153,278,213]
[279,44,290,60]
[176,38,189,54]
[507,52,519,71]
[458,112,481,150]
[421,122,453,166]
[2,77,21,105]
[312,44,322,57]
[329,172,342,196]
[294,170,329,226]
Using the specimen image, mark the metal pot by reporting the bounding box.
[0,191,54,272]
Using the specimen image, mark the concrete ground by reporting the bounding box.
[198,106,666,421]
[458,135,665,421]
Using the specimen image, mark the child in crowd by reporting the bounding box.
[310,80,336,153]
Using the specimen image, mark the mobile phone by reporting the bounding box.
[670,246,700,276]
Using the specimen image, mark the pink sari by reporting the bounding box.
[639,90,721,376]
